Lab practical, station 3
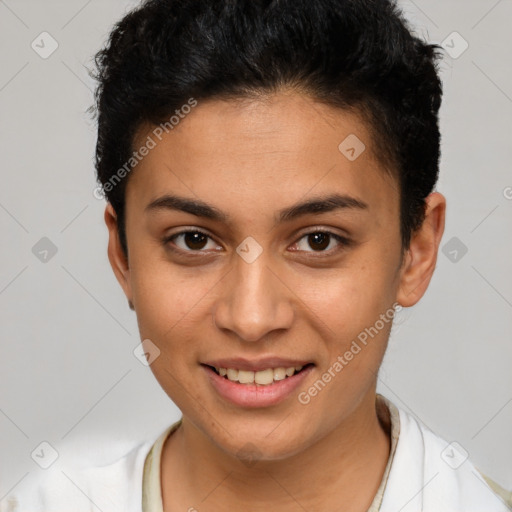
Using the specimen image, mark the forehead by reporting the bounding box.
[126,91,399,222]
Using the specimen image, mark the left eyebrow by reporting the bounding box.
[277,193,369,223]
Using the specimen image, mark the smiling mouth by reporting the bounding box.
[205,364,314,386]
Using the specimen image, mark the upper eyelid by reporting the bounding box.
[294,226,350,239]
[167,229,220,248]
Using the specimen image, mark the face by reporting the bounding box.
[106,91,434,461]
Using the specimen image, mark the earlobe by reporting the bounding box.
[104,203,133,307]
[397,192,446,307]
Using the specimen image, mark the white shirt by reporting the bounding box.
[2,394,510,512]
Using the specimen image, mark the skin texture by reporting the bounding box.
[104,91,446,511]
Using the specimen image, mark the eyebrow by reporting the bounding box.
[144,193,368,223]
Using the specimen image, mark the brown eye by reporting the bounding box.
[292,230,350,254]
[307,232,330,251]
[182,232,208,250]
[165,230,221,252]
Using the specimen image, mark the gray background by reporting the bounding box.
[1,0,511,501]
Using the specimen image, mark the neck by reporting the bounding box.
[161,391,391,511]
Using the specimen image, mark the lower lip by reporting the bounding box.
[202,364,314,408]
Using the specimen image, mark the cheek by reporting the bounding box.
[130,249,207,321]
[127,257,209,373]
[295,256,397,340]
[294,270,396,431]
[292,250,399,403]
[129,262,208,405]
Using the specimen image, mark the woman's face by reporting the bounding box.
[113,91,407,460]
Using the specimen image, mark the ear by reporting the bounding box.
[104,203,133,307]
[397,192,446,307]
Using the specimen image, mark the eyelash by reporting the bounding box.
[162,228,351,257]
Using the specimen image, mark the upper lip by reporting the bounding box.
[202,357,313,372]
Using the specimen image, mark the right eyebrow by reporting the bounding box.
[144,194,229,222]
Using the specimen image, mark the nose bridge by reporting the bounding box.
[213,250,293,342]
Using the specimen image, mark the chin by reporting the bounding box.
[213,426,313,464]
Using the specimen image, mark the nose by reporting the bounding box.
[212,253,294,342]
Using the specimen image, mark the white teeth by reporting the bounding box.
[273,367,286,381]
[238,370,255,384]
[254,368,274,385]
[227,368,239,381]
[215,365,307,385]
